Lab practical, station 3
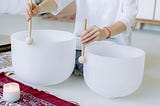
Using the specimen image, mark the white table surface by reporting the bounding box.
[0,14,160,106]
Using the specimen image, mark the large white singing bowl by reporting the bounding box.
[84,44,145,98]
[11,30,76,85]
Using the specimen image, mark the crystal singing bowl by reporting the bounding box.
[11,30,76,85]
[84,43,145,98]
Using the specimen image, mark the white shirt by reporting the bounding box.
[52,0,137,49]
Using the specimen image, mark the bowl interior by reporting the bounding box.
[12,30,75,43]
[87,44,145,59]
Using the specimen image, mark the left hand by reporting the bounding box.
[81,25,108,44]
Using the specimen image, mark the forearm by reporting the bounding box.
[38,0,57,14]
[81,21,127,44]
[108,21,127,37]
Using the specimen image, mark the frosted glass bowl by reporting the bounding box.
[11,30,76,85]
[84,43,145,98]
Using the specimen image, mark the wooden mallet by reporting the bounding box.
[78,19,87,64]
[26,0,34,45]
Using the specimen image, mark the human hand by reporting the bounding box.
[26,2,41,21]
[81,25,110,44]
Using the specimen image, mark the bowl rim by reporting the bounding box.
[11,29,76,44]
[86,44,145,60]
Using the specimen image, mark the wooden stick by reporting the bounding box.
[29,0,32,5]
[28,0,33,38]
[82,19,87,56]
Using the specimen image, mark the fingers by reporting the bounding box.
[82,31,99,44]
[81,25,100,44]
[86,35,98,44]
[26,9,31,21]
[27,3,32,12]
[26,3,32,21]
[26,3,39,21]
[81,28,97,41]
[81,26,95,37]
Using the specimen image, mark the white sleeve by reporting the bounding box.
[116,0,138,31]
[51,0,74,15]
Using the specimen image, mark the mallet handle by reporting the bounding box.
[82,19,87,56]
[28,0,33,38]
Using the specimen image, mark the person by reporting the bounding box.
[0,0,76,22]
[27,0,137,75]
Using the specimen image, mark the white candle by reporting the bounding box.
[3,83,20,102]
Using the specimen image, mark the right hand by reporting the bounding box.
[26,2,41,21]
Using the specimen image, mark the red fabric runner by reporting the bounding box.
[0,72,79,106]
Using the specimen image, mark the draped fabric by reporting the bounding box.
[0,72,79,106]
